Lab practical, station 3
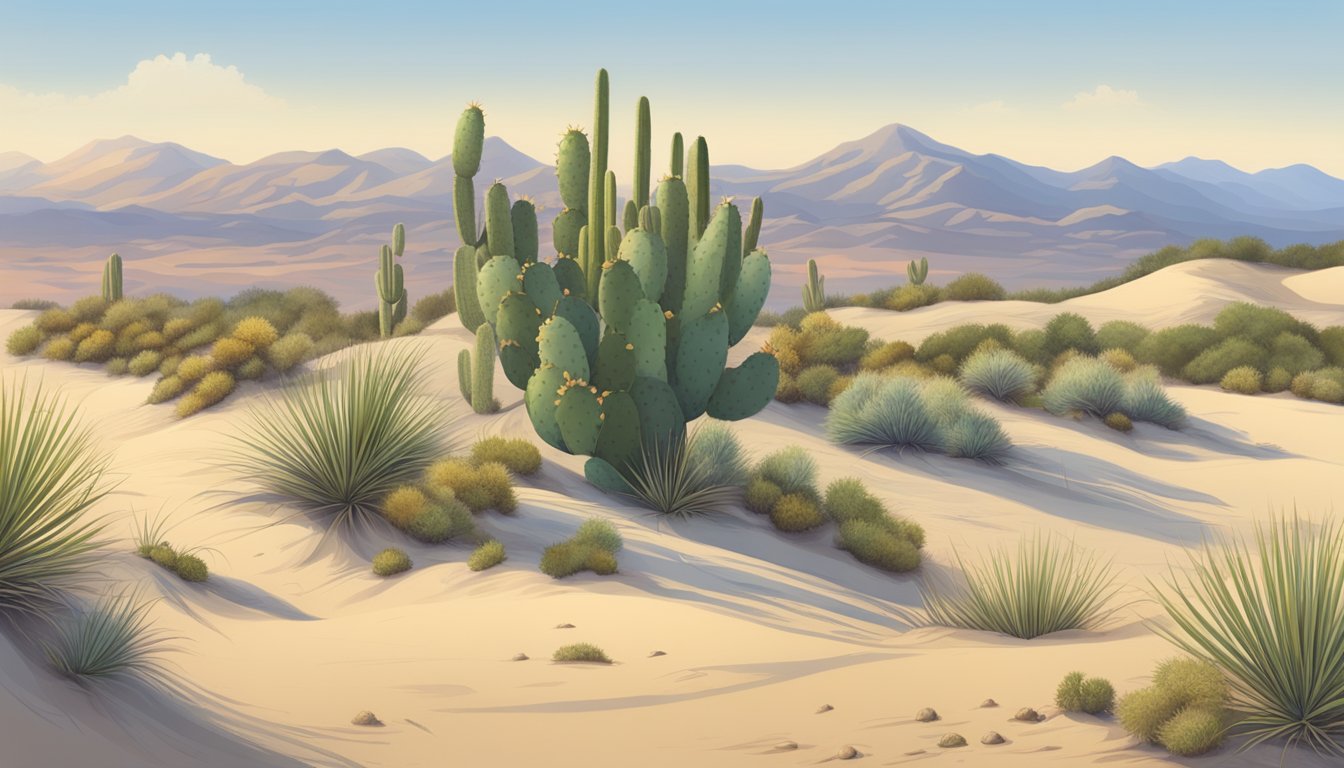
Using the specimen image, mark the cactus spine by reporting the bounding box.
[458,322,499,414]
[102,252,123,302]
[908,257,929,285]
[375,225,408,338]
[802,258,826,312]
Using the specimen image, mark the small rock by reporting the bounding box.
[350,710,382,727]
[915,707,939,722]
[981,731,1005,745]
[512,653,529,661]
[555,623,575,629]
[837,745,859,759]
[774,741,798,751]
[816,703,834,714]
[1014,707,1043,722]
[938,733,967,748]
[648,650,666,657]
[980,698,998,708]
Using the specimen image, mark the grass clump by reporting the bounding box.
[686,423,749,488]
[920,532,1118,639]
[827,374,943,452]
[231,347,443,531]
[942,272,1005,301]
[372,548,412,576]
[622,433,738,518]
[769,493,825,532]
[1042,357,1125,417]
[470,436,541,476]
[6,325,42,356]
[1055,671,1115,714]
[1220,365,1262,394]
[959,348,1037,403]
[540,518,623,579]
[1116,658,1228,756]
[553,643,611,663]
[744,476,783,515]
[382,486,430,529]
[43,594,167,681]
[756,446,817,495]
[1154,516,1344,754]
[1103,412,1133,432]
[425,458,517,514]
[467,540,506,572]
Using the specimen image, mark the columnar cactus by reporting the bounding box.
[802,258,826,312]
[375,224,408,337]
[451,69,779,492]
[102,253,123,302]
[908,256,929,286]
[458,322,499,414]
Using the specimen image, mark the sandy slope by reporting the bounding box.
[0,259,1341,767]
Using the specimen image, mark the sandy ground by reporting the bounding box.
[0,259,1341,767]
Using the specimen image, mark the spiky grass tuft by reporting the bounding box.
[624,432,737,518]
[44,593,169,682]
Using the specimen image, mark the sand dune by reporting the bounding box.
[0,259,1341,766]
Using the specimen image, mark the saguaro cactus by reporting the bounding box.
[449,69,779,493]
[908,257,929,286]
[374,224,408,338]
[458,322,499,414]
[102,253,123,302]
[802,258,826,312]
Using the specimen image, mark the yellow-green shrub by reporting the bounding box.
[382,486,430,529]
[266,332,314,372]
[467,540,506,571]
[6,325,42,356]
[68,322,97,343]
[73,330,116,363]
[105,357,129,376]
[1220,365,1262,394]
[372,548,412,576]
[147,375,185,404]
[176,371,234,417]
[470,436,542,475]
[35,308,77,333]
[770,493,825,532]
[211,337,255,367]
[236,357,266,381]
[128,350,163,377]
[230,316,280,348]
[176,355,215,383]
[859,340,915,371]
[43,337,76,361]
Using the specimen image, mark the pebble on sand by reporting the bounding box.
[555,623,575,629]
[648,650,666,657]
[980,698,998,708]
[938,733,967,748]
[837,745,859,759]
[512,653,529,661]
[1014,707,1043,722]
[816,704,834,714]
[915,707,939,722]
[982,731,1006,745]
[774,741,798,751]
[350,711,382,727]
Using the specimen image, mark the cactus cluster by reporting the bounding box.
[375,224,408,337]
[908,257,929,286]
[102,253,123,303]
[802,258,825,312]
[450,69,779,489]
[457,322,499,414]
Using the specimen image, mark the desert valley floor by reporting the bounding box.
[1,259,1341,767]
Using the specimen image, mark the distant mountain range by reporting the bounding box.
[1,127,1341,308]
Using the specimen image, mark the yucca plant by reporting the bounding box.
[44,592,169,682]
[1154,516,1344,755]
[0,377,109,619]
[921,532,1120,639]
[623,429,739,518]
[230,347,445,530]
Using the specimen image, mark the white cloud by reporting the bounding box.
[1063,84,1143,110]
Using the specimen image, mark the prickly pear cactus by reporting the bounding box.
[450,69,779,488]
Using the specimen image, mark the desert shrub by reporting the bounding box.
[173,553,209,582]
[1098,348,1138,373]
[100,300,145,332]
[105,358,129,376]
[794,313,869,367]
[574,518,623,553]
[1122,376,1187,429]
[211,337,255,367]
[1262,367,1292,393]
[796,365,840,405]
[236,357,265,381]
[1267,331,1324,375]
[755,446,817,496]
[625,434,736,517]
[176,355,214,383]
[6,325,42,356]
[73,330,116,363]
[827,374,943,452]
[147,376,185,404]
[859,340,915,371]
[553,643,611,663]
[1155,517,1344,753]
[767,326,803,374]
[471,436,542,476]
[0,379,110,617]
[837,519,921,572]
[944,410,1012,461]
[1214,302,1316,346]
[1104,412,1133,432]
[35,308,77,334]
[407,499,475,543]
[267,332,314,373]
[411,289,456,324]
[823,478,924,547]
[686,423,748,487]
[176,322,224,352]
[744,476,782,514]
[230,316,279,348]
[1010,329,1049,366]
[176,371,234,418]
[1219,365,1262,394]
[539,541,588,578]
[916,324,1013,367]
[113,322,150,357]
[11,298,58,311]
[43,594,166,681]
[1313,376,1344,403]
[920,533,1118,639]
[769,493,825,532]
[1182,338,1267,384]
[428,460,517,514]
[1320,327,1344,366]
[1043,313,1098,358]
[158,355,182,376]
[42,337,75,361]
[382,486,430,529]
[540,521,621,579]
[231,348,443,529]
[69,323,97,343]
[1159,707,1225,757]
[1055,671,1115,714]
[942,272,1005,301]
[372,548,412,576]
[1290,372,1316,398]
[1095,320,1150,354]
[773,372,802,402]
[162,317,193,341]
[127,350,163,377]
[147,544,178,570]
[69,296,108,323]
[1042,357,1126,418]
[885,283,941,311]
[586,548,618,575]
[1136,324,1221,377]
[467,540,506,571]
[959,348,1037,403]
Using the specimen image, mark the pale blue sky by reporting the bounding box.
[1,1,1340,174]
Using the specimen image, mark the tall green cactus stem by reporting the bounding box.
[458,323,499,414]
[556,128,590,210]
[375,244,405,338]
[585,69,610,305]
[511,198,538,264]
[634,96,651,209]
[485,183,514,258]
[454,246,487,331]
[603,171,618,242]
[657,176,689,314]
[802,258,826,312]
[687,137,710,239]
[908,257,929,286]
[622,199,639,234]
[454,104,485,177]
[669,133,683,178]
[391,223,408,327]
[102,252,123,302]
[743,197,763,255]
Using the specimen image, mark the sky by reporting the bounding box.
[1,0,1341,177]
